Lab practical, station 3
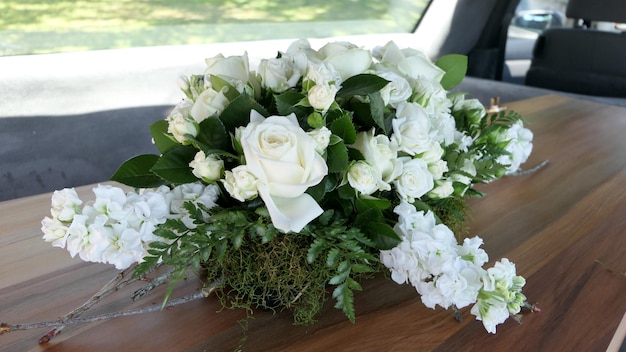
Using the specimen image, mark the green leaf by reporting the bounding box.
[368,91,388,134]
[219,93,269,131]
[150,145,198,184]
[110,154,166,188]
[435,54,468,90]
[196,116,230,151]
[209,75,240,101]
[330,116,357,144]
[366,222,401,250]
[355,196,391,212]
[332,283,356,323]
[337,74,389,98]
[150,120,179,154]
[275,91,310,119]
[354,208,382,227]
[326,141,349,173]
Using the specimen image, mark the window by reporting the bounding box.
[0,0,430,57]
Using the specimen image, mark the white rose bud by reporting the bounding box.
[189,151,224,183]
[222,165,259,202]
[347,161,387,195]
[318,41,372,80]
[307,126,332,154]
[189,87,230,123]
[167,113,198,145]
[308,84,338,113]
[428,160,448,180]
[428,180,454,199]
[204,52,250,84]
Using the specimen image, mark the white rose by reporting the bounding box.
[391,102,432,156]
[428,180,454,199]
[222,165,259,202]
[394,157,434,202]
[412,78,450,115]
[346,161,385,195]
[306,62,342,86]
[189,87,230,123]
[375,41,445,82]
[421,141,444,163]
[204,52,250,84]
[353,129,402,185]
[430,112,456,146]
[307,83,338,113]
[189,151,224,183]
[318,41,372,80]
[376,70,412,107]
[240,110,328,233]
[307,126,332,154]
[257,56,301,92]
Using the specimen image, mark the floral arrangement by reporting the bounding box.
[39,39,534,334]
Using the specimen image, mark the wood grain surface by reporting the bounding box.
[1,95,625,351]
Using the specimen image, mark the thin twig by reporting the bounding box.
[37,263,164,343]
[0,279,222,341]
[131,268,175,301]
[508,160,550,176]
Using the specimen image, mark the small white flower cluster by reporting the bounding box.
[380,201,526,333]
[41,183,219,270]
[496,120,534,174]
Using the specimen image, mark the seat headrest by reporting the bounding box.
[566,0,626,24]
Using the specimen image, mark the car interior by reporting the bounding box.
[1,0,625,201]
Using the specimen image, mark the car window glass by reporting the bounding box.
[0,1,431,57]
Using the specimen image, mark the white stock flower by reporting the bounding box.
[240,110,328,233]
[92,185,129,222]
[391,102,432,156]
[496,121,534,174]
[257,56,302,92]
[347,161,385,195]
[189,87,230,123]
[223,165,259,202]
[100,225,145,270]
[471,299,511,334]
[41,217,69,248]
[307,126,332,154]
[353,129,402,186]
[307,83,338,113]
[394,157,434,202]
[50,188,82,222]
[318,41,372,80]
[189,150,224,183]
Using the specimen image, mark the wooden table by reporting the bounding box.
[1,95,625,351]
